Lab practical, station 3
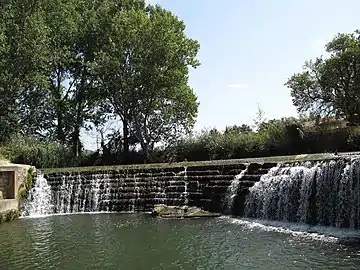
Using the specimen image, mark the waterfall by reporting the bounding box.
[244,157,360,229]
[22,166,193,217]
[224,166,248,214]
[183,166,189,205]
[21,173,53,217]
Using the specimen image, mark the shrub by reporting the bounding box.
[18,167,34,201]
[4,135,80,168]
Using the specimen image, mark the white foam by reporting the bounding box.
[19,211,136,219]
[218,216,360,243]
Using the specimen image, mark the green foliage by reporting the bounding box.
[0,0,200,164]
[4,135,78,168]
[96,4,200,162]
[2,1,360,167]
[285,30,360,123]
[176,118,309,161]
[0,148,8,161]
[18,167,34,201]
[0,209,20,224]
[347,127,360,149]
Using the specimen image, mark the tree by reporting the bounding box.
[252,103,266,132]
[285,30,360,124]
[224,124,252,135]
[97,4,200,162]
[0,0,51,143]
[16,0,118,155]
[37,0,103,155]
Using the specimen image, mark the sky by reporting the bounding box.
[83,0,360,149]
[146,0,360,130]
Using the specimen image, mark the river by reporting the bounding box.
[1,213,360,269]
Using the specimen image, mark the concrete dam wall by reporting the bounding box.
[38,163,275,215]
[21,153,360,229]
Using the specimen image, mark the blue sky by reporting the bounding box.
[146,0,360,131]
[83,0,360,149]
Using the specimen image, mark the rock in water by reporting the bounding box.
[151,204,221,219]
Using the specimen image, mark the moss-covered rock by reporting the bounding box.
[151,204,220,219]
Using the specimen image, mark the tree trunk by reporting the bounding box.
[142,141,149,164]
[56,112,66,143]
[72,85,85,157]
[72,125,81,157]
[52,73,66,144]
[123,117,129,164]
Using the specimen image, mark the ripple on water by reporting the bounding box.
[1,214,360,269]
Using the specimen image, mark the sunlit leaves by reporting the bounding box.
[285,30,360,122]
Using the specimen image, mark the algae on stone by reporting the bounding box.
[151,204,220,218]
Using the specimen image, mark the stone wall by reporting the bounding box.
[0,164,31,199]
[43,162,276,214]
[0,163,31,224]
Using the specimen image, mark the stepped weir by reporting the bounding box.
[22,163,273,216]
[21,155,360,229]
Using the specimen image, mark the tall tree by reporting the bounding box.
[0,0,51,143]
[285,30,360,123]
[36,0,116,154]
[97,4,200,162]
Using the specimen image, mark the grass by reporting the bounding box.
[41,152,345,174]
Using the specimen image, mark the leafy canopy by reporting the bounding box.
[285,30,360,123]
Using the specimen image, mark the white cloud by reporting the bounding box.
[227,83,248,89]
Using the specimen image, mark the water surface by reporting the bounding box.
[1,214,360,269]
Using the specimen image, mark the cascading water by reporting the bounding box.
[183,166,189,205]
[21,173,53,217]
[22,166,194,217]
[244,157,360,229]
[224,166,248,214]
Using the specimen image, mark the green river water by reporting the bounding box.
[0,214,360,269]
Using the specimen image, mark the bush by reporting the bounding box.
[3,118,360,168]
[347,127,360,150]
[174,118,360,162]
[3,135,81,168]
[18,167,34,201]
